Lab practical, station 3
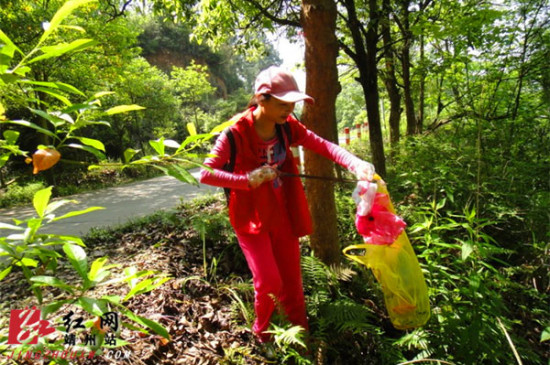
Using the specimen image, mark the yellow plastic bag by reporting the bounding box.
[343,177,430,330]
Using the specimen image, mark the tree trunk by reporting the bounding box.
[364,0,385,176]
[301,0,341,265]
[381,0,402,147]
[400,1,417,136]
[342,0,386,177]
[417,32,425,133]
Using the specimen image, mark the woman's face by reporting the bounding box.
[259,96,295,124]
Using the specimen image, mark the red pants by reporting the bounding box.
[236,200,308,342]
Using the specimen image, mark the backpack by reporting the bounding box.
[222,122,292,203]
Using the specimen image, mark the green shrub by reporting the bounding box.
[0,181,46,208]
[330,119,549,363]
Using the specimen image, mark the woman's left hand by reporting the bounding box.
[353,161,375,181]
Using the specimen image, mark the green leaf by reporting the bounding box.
[0,29,23,56]
[42,300,71,318]
[63,243,88,281]
[100,295,121,306]
[66,143,105,160]
[39,0,98,45]
[88,257,108,282]
[56,235,85,247]
[163,139,180,149]
[13,66,31,76]
[30,276,75,294]
[75,137,105,152]
[33,187,53,218]
[124,276,170,302]
[149,139,165,156]
[32,87,72,106]
[541,327,550,342]
[21,80,85,96]
[0,266,12,281]
[123,148,140,163]
[461,242,474,261]
[28,108,67,128]
[0,101,6,120]
[44,199,78,215]
[18,258,39,267]
[187,123,197,136]
[165,164,198,185]
[78,297,108,317]
[58,24,86,33]
[123,310,170,340]
[177,133,213,152]
[3,130,19,144]
[52,206,104,222]
[104,104,145,115]
[0,222,24,230]
[28,39,97,64]
[124,278,152,302]
[210,118,238,134]
[92,91,115,99]
[62,102,96,114]
[5,120,58,139]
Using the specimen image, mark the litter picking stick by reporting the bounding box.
[279,172,361,184]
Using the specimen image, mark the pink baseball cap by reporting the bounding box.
[254,66,314,104]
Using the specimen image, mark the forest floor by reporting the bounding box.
[0,199,280,365]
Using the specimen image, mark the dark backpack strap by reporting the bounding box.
[222,128,236,203]
[275,124,286,151]
[283,121,292,145]
[275,122,292,150]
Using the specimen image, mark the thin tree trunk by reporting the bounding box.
[301,0,341,265]
[400,1,417,136]
[418,32,425,133]
[365,0,385,176]
[382,0,402,147]
[342,0,386,177]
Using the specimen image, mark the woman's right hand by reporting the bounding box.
[247,166,278,189]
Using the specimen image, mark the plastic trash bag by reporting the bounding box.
[343,176,430,330]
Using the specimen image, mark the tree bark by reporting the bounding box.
[400,1,417,136]
[364,0,385,176]
[301,0,341,265]
[381,0,402,147]
[417,32,425,133]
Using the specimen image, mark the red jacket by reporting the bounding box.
[200,107,363,237]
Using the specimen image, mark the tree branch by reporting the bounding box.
[338,39,358,63]
[104,0,132,23]
[240,0,301,27]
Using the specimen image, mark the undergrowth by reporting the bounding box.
[340,119,549,364]
[24,120,547,364]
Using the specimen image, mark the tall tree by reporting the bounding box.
[301,0,341,264]
[339,0,386,176]
[381,0,402,146]
[397,0,417,136]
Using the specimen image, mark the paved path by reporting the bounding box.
[0,169,220,237]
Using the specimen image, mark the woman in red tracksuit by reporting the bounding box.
[200,66,374,343]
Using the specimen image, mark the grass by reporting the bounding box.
[0,181,46,208]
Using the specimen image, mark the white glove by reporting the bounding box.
[352,160,375,181]
[247,166,278,189]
